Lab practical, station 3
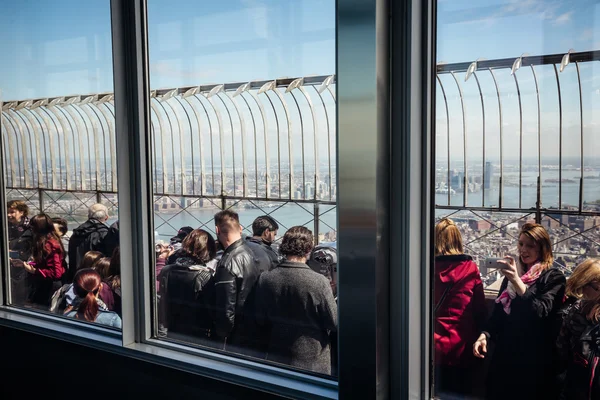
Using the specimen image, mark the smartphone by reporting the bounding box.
[8,250,19,259]
[484,257,510,270]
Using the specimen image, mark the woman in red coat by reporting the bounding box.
[434,218,487,398]
[20,214,67,308]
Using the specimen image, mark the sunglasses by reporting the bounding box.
[585,282,600,292]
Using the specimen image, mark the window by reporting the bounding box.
[433,1,600,399]
[1,0,122,329]
[0,0,435,398]
[146,0,338,377]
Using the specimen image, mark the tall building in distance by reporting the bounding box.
[484,162,493,189]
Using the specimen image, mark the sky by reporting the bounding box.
[1,0,599,162]
[0,0,335,100]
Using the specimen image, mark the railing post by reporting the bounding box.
[221,192,226,211]
[38,188,44,213]
[313,202,319,244]
[536,176,542,224]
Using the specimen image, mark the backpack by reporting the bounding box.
[49,284,71,314]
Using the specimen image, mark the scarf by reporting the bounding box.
[496,262,544,315]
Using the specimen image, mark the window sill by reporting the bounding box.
[0,307,337,400]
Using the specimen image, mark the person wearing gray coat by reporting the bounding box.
[255,226,338,375]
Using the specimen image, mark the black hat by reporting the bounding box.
[170,226,193,243]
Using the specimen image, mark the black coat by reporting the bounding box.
[255,260,337,375]
[556,300,600,400]
[67,219,109,280]
[158,257,218,346]
[245,236,280,272]
[483,267,566,400]
[213,239,261,351]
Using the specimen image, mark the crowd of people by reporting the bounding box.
[434,218,600,400]
[6,200,338,375]
[16,196,598,391]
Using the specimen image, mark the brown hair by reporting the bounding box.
[434,218,464,256]
[519,222,553,270]
[107,247,121,292]
[7,200,29,217]
[73,268,102,322]
[566,259,600,299]
[30,214,65,264]
[582,299,600,324]
[214,210,240,235]
[92,257,112,280]
[181,229,217,264]
[52,217,68,236]
[279,226,314,258]
[78,251,103,271]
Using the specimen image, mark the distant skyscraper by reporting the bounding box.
[305,182,314,199]
[484,162,493,189]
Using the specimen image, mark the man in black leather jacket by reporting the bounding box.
[245,215,281,272]
[213,210,261,354]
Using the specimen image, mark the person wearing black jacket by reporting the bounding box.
[473,223,566,400]
[158,229,218,347]
[67,204,110,282]
[7,200,33,261]
[213,210,261,354]
[245,215,280,272]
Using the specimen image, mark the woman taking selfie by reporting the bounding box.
[433,218,487,398]
[473,222,566,400]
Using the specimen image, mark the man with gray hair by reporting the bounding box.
[66,203,110,282]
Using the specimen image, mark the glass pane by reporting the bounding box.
[434,1,600,399]
[1,1,121,330]
[148,0,338,377]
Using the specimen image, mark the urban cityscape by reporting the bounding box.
[436,159,600,291]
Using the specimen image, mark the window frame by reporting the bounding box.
[0,0,437,398]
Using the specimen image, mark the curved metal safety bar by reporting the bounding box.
[2,75,338,207]
[436,75,451,206]
[449,72,468,206]
[26,107,53,189]
[471,72,486,207]
[512,70,523,208]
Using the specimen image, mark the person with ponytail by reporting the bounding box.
[65,268,121,328]
[433,218,487,398]
[19,214,67,307]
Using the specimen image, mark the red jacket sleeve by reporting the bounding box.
[36,240,65,280]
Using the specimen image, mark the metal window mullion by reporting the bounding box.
[390,0,434,399]
[110,0,153,346]
[0,102,10,305]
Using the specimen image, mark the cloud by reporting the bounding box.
[579,28,594,42]
[553,11,573,25]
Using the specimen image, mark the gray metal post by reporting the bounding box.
[313,202,319,244]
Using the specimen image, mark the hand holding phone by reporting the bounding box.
[484,257,511,270]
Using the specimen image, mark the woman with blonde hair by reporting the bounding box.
[565,259,600,303]
[556,259,600,399]
[473,222,566,400]
[433,218,487,398]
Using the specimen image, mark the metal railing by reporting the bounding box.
[1,75,337,240]
[436,50,600,216]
